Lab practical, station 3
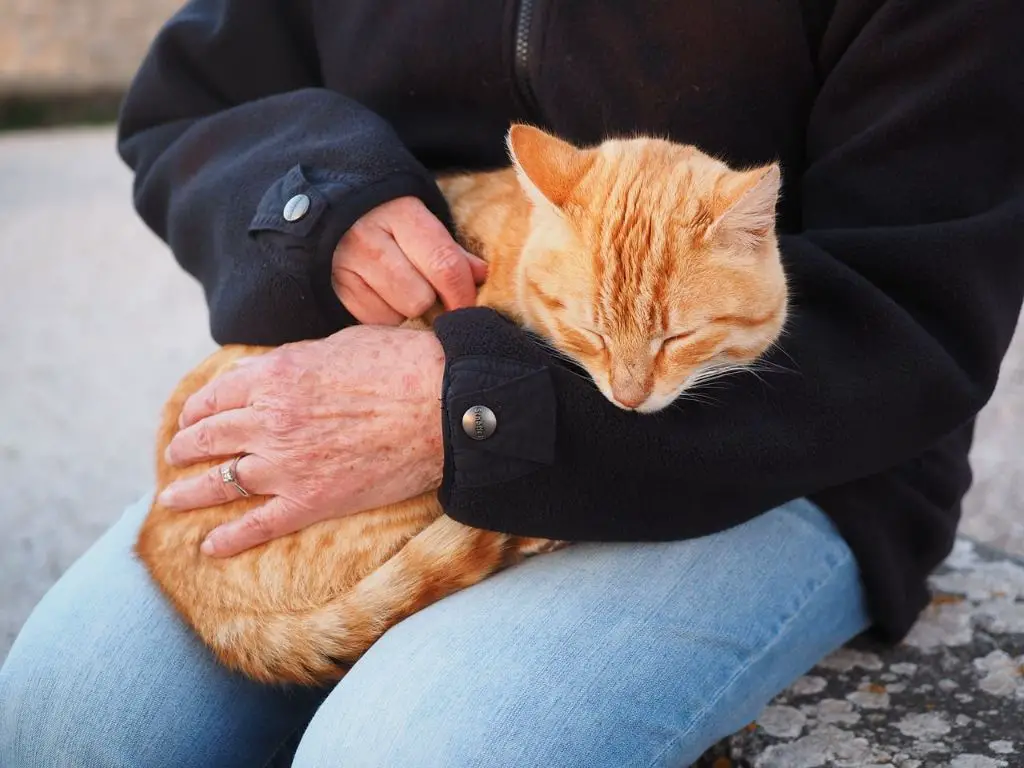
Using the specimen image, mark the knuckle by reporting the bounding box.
[243,510,277,539]
[263,352,295,379]
[259,404,295,435]
[345,218,373,243]
[334,271,356,293]
[360,242,387,265]
[408,293,436,317]
[336,284,358,309]
[426,244,465,283]
[192,421,213,455]
[201,388,218,415]
[209,466,232,500]
[389,196,419,216]
[344,226,382,260]
[338,272,368,299]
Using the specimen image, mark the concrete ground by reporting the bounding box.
[1,127,1022,661]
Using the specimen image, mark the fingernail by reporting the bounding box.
[200,537,216,556]
[157,487,175,507]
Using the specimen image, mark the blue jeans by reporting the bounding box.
[1,494,869,767]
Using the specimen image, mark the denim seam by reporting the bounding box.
[644,549,855,768]
[261,731,294,768]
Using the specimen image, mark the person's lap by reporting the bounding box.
[0,493,869,768]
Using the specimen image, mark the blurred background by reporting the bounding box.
[1,2,1022,663]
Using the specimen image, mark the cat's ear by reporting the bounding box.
[703,163,781,251]
[507,124,596,209]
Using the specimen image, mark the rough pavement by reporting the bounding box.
[694,539,1024,767]
[2,127,1023,668]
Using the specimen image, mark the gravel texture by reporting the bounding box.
[695,540,1024,767]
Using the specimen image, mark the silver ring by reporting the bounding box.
[220,455,251,498]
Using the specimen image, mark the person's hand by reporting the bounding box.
[333,196,487,325]
[157,325,446,557]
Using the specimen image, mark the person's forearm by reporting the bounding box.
[431,0,1024,542]
[117,0,451,345]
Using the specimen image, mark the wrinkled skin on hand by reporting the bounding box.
[158,325,447,557]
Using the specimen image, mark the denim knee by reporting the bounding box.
[0,493,327,768]
[0,643,89,768]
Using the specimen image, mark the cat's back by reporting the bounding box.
[438,168,530,315]
[439,169,528,260]
[136,343,445,682]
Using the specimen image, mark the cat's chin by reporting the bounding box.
[633,394,678,415]
[595,382,677,414]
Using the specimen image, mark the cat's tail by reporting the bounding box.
[222,517,561,686]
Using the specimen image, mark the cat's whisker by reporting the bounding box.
[532,338,599,386]
[685,393,722,407]
[689,363,746,385]
[686,363,761,392]
[700,354,796,381]
[668,391,722,411]
[749,360,797,376]
[534,339,581,366]
[765,342,801,374]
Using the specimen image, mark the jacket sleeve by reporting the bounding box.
[433,0,1024,540]
[116,0,450,345]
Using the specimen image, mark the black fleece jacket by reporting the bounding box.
[116,0,1024,641]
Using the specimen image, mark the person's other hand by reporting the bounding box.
[157,325,446,557]
[333,196,487,325]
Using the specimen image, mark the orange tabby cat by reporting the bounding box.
[136,124,787,685]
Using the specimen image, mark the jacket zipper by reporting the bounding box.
[513,0,542,119]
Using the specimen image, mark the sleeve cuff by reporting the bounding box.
[434,307,558,506]
[248,164,453,335]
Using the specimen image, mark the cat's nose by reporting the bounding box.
[613,393,646,409]
[610,382,650,410]
[610,364,652,410]
[609,356,654,409]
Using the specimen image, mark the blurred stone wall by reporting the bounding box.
[0,0,181,96]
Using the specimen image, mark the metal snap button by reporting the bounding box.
[461,405,497,440]
[283,193,311,222]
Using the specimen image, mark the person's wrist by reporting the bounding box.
[418,331,446,398]
[414,330,447,483]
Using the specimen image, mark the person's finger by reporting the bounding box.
[178,365,258,429]
[201,495,310,557]
[157,453,273,511]
[467,253,489,285]
[348,230,438,318]
[391,205,479,311]
[334,269,405,325]
[165,408,259,467]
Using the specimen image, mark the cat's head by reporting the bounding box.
[507,124,788,414]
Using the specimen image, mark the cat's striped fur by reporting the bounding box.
[136,125,787,684]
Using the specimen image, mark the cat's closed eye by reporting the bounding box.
[661,330,697,350]
[578,328,608,348]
